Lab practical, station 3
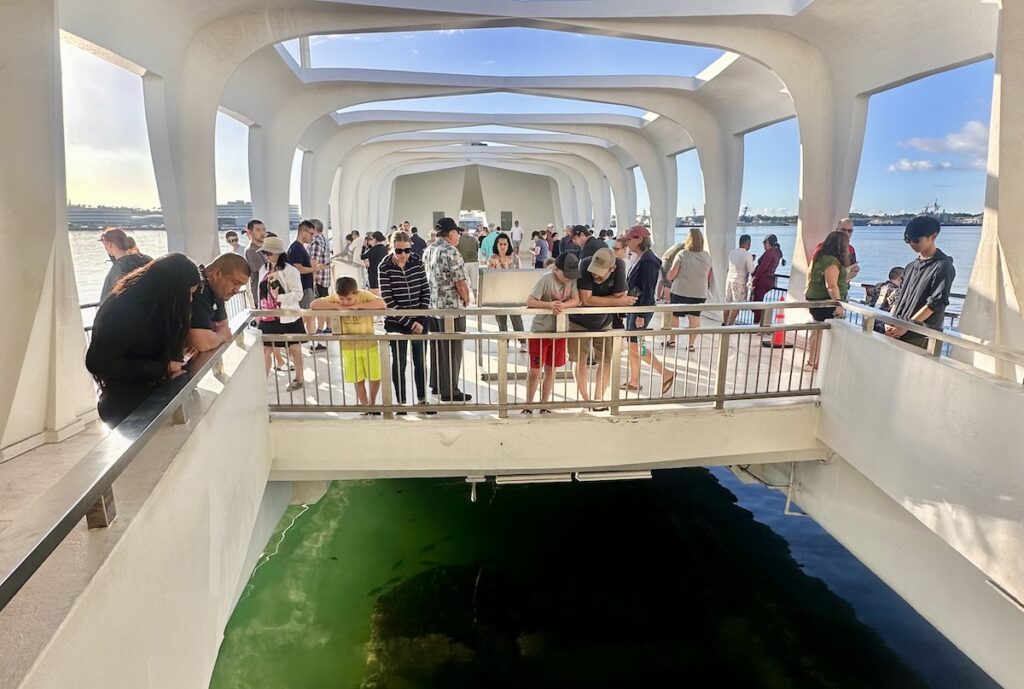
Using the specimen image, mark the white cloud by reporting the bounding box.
[902,120,989,155]
[437,29,464,35]
[887,157,985,173]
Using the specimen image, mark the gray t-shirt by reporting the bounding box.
[670,250,712,299]
[529,272,578,333]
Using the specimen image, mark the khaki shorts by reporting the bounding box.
[566,323,613,365]
[725,280,747,303]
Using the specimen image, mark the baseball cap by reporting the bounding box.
[260,236,287,254]
[904,215,941,242]
[555,252,581,279]
[571,224,589,237]
[546,223,554,229]
[435,217,459,233]
[626,225,651,240]
[588,247,616,278]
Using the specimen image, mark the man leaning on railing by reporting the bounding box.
[885,216,955,349]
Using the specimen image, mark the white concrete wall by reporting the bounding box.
[790,454,1024,689]
[477,165,558,233]
[818,321,1024,607]
[16,346,275,689]
[269,403,823,480]
[389,167,466,231]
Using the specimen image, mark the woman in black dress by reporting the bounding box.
[86,253,201,428]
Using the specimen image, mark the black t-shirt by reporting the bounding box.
[570,256,628,330]
[288,241,313,290]
[191,271,226,331]
[580,236,606,261]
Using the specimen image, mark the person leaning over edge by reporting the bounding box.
[86,254,201,428]
[885,216,955,348]
[188,253,251,353]
[524,253,581,414]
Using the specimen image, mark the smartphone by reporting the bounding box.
[627,287,641,298]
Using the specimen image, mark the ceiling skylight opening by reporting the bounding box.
[296,27,722,78]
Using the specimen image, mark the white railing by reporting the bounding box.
[254,302,828,417]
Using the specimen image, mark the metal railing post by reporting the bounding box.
[497,336,509,418]
[85,486,117,529]
[926,336,943,357]
[714,331,731,409]
[379,338,394,418]
[608,333,623,415]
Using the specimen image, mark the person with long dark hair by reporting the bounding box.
[257,236,306,391]
[750,233,787,324]
[487,232,525,338]
[86,253,201,427]
[804,230,850,370]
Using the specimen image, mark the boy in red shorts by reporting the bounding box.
[523,253,581,413]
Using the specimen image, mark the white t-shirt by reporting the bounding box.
[511,224,523,242]
[726,247,756,283]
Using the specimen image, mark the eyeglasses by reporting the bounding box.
[227,238,239,244]
[394,247,412,254]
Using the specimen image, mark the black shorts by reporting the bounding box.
[259,318,306,347]
[315,284,329,299]
[808,302,837,322]
[671,293,706,318]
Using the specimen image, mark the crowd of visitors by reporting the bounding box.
[85,209,955,424]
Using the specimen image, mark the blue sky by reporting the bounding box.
[61,29,993,216]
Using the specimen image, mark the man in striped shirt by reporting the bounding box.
[378,231,432,411]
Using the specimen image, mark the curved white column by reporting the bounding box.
[960,1,1024,380]
[1,0,93,455]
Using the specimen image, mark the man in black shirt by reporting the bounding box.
[568,248,637,409]
[571,225,607,261]
[886,216,955,348]
[188,253,251,352]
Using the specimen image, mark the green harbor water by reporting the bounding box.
[210,469,930,689]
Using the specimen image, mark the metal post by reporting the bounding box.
[926,336,943,357]
[86,486,117,529]
[379,338,394,418]
[714,331,731,409]
[497,336,509,418]
[862,314,876,333]
[608,334,623,415]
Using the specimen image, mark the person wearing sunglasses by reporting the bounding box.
[885,216,955,348]
[225,230,244,256]
[378,231,433,412]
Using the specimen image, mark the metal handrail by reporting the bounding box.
[250,300,829,320]
[840,301,1024,369]
[0,313,251,612]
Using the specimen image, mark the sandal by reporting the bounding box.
[589,406,609,412]
[286,379,303,392]
[539,409,553,414]
[661,375,675,394]
[688,345,696,352]
[619,383,642,391]
[520,409,534,415]
[664,341,676,348]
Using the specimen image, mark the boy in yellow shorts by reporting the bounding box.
[311,277,386,411]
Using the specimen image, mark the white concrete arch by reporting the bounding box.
[366,147,610,231]
[335,136,602,236]
[355,143,593,232]
[367,153,588,232]
[298,112,646,235]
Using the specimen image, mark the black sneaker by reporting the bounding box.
[311,342,327,351]
[440,391,472,402]
[416,400,437,415]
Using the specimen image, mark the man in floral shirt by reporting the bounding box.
[423,217,471,401]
